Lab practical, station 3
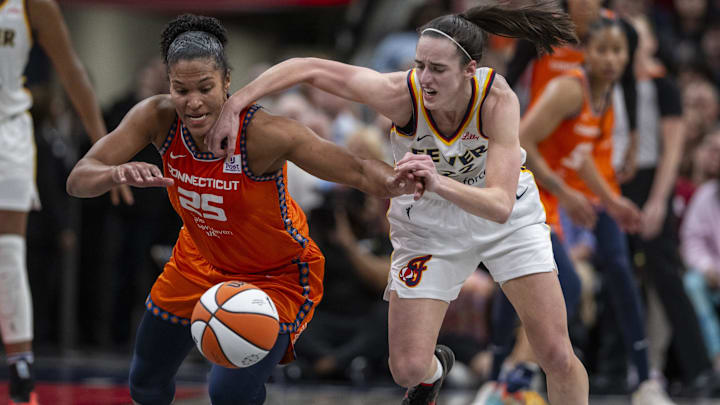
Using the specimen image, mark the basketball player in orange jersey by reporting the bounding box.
[0,1,132,404]
[205,3,592,404]
[520,17,675,405]
[66,14,417,405]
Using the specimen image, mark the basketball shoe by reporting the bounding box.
[401,345,455,404]
[631,379,676,405]
[9,360,38,405]
[504,363,537,393]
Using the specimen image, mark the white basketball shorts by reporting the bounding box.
[384,170,556,302]
[0,112,39,212]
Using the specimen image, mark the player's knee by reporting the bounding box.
[128,382,174,405]
[389,355,431,388]
[129,360,174,405]
[534,339,574,377]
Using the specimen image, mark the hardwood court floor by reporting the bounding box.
[0,353,717,404]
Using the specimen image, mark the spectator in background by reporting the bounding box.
[371,2,448,73]
[701,23,720,86]
[654,0,714,76]
[681,79,719,145]
[617,15,717,394]
[681,129,720,373]
[674,81,720,220]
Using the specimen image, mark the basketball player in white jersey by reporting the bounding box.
[205,3,590,404]
[0,1,115,403]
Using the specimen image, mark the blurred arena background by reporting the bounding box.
[2,0,720,403]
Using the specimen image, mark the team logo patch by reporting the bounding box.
[398,255,432,287]
[223,155,243,174]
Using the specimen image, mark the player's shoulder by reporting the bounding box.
[134,94,176,123]
[541,73,584,108]
[483,73,518,112]
[248,107,303,136]
[125,95,177,140]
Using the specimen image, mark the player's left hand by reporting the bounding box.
[640,197,666,240]
[395,152,439,200]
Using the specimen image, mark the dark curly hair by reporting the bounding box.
[160,14,230,76]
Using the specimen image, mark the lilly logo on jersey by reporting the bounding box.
[461,132,480,141]
[398,255,432,287]
[223,155,243,174]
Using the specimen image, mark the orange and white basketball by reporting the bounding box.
[190,281,279,368]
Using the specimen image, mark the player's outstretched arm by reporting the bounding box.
[206,57,410,157]
[67,96,174,198]
[248,110,416,199]
[29,0,107,144]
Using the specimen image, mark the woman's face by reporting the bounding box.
[169,58,230,138]
[584,26,629,84]
[414,36,475,111]
[699,132,720,178]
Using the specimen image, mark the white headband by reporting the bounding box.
[421,28,473,61]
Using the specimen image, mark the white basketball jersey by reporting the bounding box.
[390,67,526,193]
[0,0,32,120]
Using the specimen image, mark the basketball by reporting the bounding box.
[190,281,280,368]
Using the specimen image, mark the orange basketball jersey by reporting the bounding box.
[148,105,324,361]
[527,8,618,109]
[536,69,615,230]
[528,45,584,110]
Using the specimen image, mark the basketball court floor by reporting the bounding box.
[0,352,717,404]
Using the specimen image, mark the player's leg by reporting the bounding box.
[0,210,36,404]
[1,112,39,404]
[129,311,195,405]
[388,291,449,388]
[207,333,289,405]
[501,271,589,405]
[487,231,581,384]
[592,212,649,382]
[388,290,456,405]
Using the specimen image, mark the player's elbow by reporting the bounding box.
[65,161,93,198]
[66,172,80,197]
[491,198,515,224]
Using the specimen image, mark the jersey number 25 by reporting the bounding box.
[178,186,227,221]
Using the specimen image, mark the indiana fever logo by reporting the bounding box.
[398,255,432,287]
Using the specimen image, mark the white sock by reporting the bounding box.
[422,355,443,384]
[0,235,33,344]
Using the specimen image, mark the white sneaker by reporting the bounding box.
[631,379,676,405]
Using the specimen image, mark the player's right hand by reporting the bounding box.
[558,188,597,229]
[111,162,174,189]
[607,195,642,234]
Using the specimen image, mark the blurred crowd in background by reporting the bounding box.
[20,0,720,398]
